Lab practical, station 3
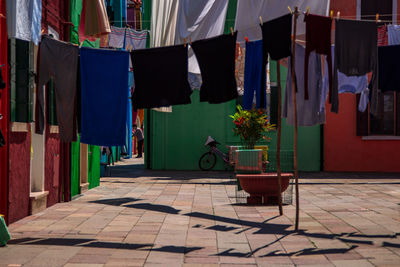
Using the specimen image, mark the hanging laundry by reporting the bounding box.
[37,36,79,142]
[333,19,378,115]
[322,46,369,113]
[80,48,129,146]
[283,44,325,126]
[235,43,245,95]
[76,56,82,134]
[125,28,147,50]
[242,40,266,110]
[378,25,388,46]
[79,0,111,42]
[191,33,238,104]
[6,0,42,45]
[151,0,179,48]
[260,13,292,108]
[131,44,192,109]
[71,0,100,47]
[175,0,229,74]
[235,0,329,42]
[378,44,400,93]
[127,6,136,28]
[388,25,400,45]
[304,14,332,100]
[108,26,126,48]
[151,0,180,112]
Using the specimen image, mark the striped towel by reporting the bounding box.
[125,28,147,50]
[108,26,126,49]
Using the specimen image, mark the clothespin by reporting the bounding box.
[245,36,249,43]
[189,37,192,45]
[306,7,310,15]
[259,16,263,25]
[288,6,293,14]
[230,27,234,36]
[40,29,44,34]
[184,38,186,47]
[0,13,5,19]
[79,42,84,48]
[376,13,380,23]
[330,10,334,19]
[337,11,341,19]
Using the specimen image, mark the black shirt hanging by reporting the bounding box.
[191,32,238,104]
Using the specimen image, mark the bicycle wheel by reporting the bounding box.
[199,152,217,171]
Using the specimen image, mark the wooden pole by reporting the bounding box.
[276,60,283,216]
[290,7,300,231]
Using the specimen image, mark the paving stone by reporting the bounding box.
[4,160,400,266]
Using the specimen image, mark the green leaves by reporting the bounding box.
[230,105,275,148]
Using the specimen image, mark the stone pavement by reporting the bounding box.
[2,158,400,267]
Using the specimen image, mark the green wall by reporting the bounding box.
[88,145,100,189]
[149,91,238,170]
[71,136,80,198]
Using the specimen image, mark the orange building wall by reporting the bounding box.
[324,0,400,172]
[324,95,400,172]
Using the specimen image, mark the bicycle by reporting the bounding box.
[199,136,232,171]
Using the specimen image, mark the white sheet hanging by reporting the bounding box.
[234,0,330,43]
[6,0,42,45]
[175,0,229,74]
[150,0,179,47]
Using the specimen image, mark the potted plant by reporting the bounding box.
[230,106,275,149]
[230,106,275,174]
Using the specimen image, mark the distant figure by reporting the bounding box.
[133,124,144,158]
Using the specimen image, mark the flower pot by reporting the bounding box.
[236,173,292,205]
[234,149,263,174]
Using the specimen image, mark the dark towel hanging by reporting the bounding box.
[131,44,192,109]
[304,14,332,100]
[260,13,292,108]
[191,32,238,104]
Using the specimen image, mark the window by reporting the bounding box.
[356,0,400,137]
[10,39,34,123]
[361,0,392,23]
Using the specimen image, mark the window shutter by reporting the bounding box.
[14,39,31,122]
[356,94,369,136]
[396,92,400,136]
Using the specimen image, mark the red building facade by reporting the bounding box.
[324,0,400,172]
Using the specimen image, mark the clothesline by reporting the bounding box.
[112,13,400,23]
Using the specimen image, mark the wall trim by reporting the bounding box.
[362,136,400,141]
